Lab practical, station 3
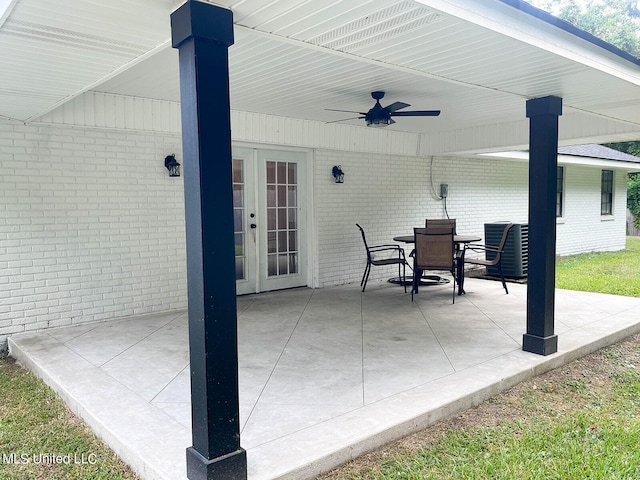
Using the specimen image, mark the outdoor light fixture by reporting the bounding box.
[332,165,345,183]
[164,154,181,177]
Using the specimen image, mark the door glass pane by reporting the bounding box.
[235,258,244,280]
[233,210,243,232]
[288,186,297,207]
[267,184,276,207]
[266,161,276,183]
[233,159,245,280]
[267,208,276,230]
[278,208,287,229]
[288,208,296,228]
[278,185,286,206]
[268,254,277,277]
[266,161,298,277]
[278,254,288,275]
[277,162,286,183]
[288,163,297,184]
[289,253,298,274]
[278,231,287,253]
[267,231,277,254]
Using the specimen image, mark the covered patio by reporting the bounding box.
[9,277,640,480]
[3,1,640,478]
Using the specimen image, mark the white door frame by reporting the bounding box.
[233,145,313,294]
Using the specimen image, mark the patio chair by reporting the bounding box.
[356,224,408,292]
[425,218,456,234]
[412,226,457,303]
[408,219,457,259]
[463,223,514,294]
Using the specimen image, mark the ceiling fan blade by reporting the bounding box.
[385,101,410,112]
[391,110,441,117]
[325,108,367,115]
[326,116,365,124]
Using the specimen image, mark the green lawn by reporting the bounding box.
[556,236,640,297]
[326,344,640,479]
[0,356,138,480]
[321,236,640,480]
[2,238,640,480]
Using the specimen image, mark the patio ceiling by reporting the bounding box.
[2,0,640,151]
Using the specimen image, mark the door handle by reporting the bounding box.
[250,223,257,229]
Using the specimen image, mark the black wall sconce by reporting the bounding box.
[332,165,345,183]
[164,154,181,177]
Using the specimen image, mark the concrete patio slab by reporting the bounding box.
[9,277,640,480]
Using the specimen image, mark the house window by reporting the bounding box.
[601,170,614,215]
[556,166,564,218]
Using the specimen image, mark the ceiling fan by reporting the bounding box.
[326,91,440,127]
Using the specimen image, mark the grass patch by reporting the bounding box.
[320,237,640,480]
[555,236,640,297]
[319,334,640,480]
[0,355,138,480]
[3,238,640,479]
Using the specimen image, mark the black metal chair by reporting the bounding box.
[356,224,407,292]
[463,223,514,294]
[412,226,458,303]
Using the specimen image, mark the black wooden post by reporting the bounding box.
[171,2,247,479]
[523,96,562,356]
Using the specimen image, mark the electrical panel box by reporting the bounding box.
[440,183,448,198]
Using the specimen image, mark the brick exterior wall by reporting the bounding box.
[314,151,627,287]
[314,151,529,287]
[0,120,186,341]
[0,118,629,340]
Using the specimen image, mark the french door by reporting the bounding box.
[233,148,308,294]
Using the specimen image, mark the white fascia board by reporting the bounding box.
[478,151,640,171]
[0,0,18,28]
[557,155,640,171]
[415,0,640,85]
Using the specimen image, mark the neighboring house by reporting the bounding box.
[2,0,640,344]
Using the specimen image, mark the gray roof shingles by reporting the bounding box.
[558,144,640,163]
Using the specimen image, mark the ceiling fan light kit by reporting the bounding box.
[366,117,391,127]
[327,91,440,128]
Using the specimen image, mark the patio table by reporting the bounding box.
[392,234,481,294]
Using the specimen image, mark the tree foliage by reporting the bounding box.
[627,173,640,227]
[527,0,640,227]
[526,0,640,57]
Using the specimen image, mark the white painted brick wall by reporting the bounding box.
[0,117,629,339]
[0,119,186,342]
[313,151,627,287]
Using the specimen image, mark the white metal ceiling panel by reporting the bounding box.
[0,0,176,121]
[2,0,640,149]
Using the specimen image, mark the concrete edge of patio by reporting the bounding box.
[7,287,640,480]
[8,333,188,480]
[246,310,640,479]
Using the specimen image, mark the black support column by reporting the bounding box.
[171,2,247,479]
[523,96,562,356]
